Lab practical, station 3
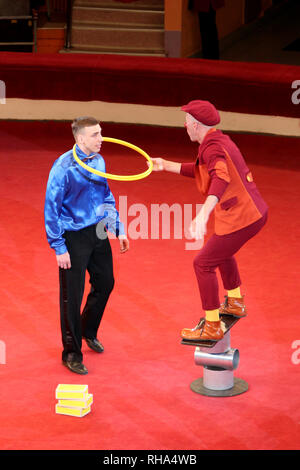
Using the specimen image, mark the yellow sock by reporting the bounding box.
[205,309,220,322]
[227,287,242,298]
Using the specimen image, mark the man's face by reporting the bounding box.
[78,124,103,154]
[184,114,198,142]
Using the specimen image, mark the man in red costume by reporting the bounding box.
[188,0,225,59]
[151,100,268,341]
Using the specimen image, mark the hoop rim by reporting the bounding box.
[72,137,153,181]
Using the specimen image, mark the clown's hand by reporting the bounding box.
[148,158,165,171]
[189,210,208,240]
[189,195,219,240]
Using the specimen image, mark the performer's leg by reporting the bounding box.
[81,230,114,340]
[193,253,220,313]
[181,236,224,340]
[218,256,246,316]
[218,256,241,292]
[59,261,87,363]
[218,213,268,316]
[59,229,90,363]
[181,213,268,339]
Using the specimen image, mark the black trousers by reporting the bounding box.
[198,6,220,59]
[59,223,114,362]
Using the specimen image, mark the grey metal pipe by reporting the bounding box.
[194,347,240,371]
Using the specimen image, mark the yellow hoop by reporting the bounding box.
[72,137,153,181]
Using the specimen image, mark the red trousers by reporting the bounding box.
[193,212,268,311]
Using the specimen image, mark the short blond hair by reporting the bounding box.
[71,116,99,138]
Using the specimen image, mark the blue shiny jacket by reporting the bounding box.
[44,144,125,255]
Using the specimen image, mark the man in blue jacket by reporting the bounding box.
[44,116,129,374]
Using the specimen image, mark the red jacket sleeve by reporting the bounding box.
[180,162,196,178]
[202,144,230,200]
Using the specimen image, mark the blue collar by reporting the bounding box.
[75,144,98,160]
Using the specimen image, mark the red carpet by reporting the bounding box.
[0,121,299,451]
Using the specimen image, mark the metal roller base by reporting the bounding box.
[190,376,248,397]
[189,330,248,396]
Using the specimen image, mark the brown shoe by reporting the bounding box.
[181,320,224,341]
[219,295,247,318]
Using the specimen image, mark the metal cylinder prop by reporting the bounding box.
[194,346,239,371]
[189,327,248,396]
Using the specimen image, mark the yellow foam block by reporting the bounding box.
[58,393,93,409]
[55,403,91,417]
[55,384,89,400]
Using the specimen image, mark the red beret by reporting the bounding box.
[181,100,220,126]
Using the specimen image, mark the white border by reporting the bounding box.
[1,98,299,137]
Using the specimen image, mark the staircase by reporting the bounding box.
[67,0,165,56]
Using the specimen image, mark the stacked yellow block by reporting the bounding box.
[55,384,93,417]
